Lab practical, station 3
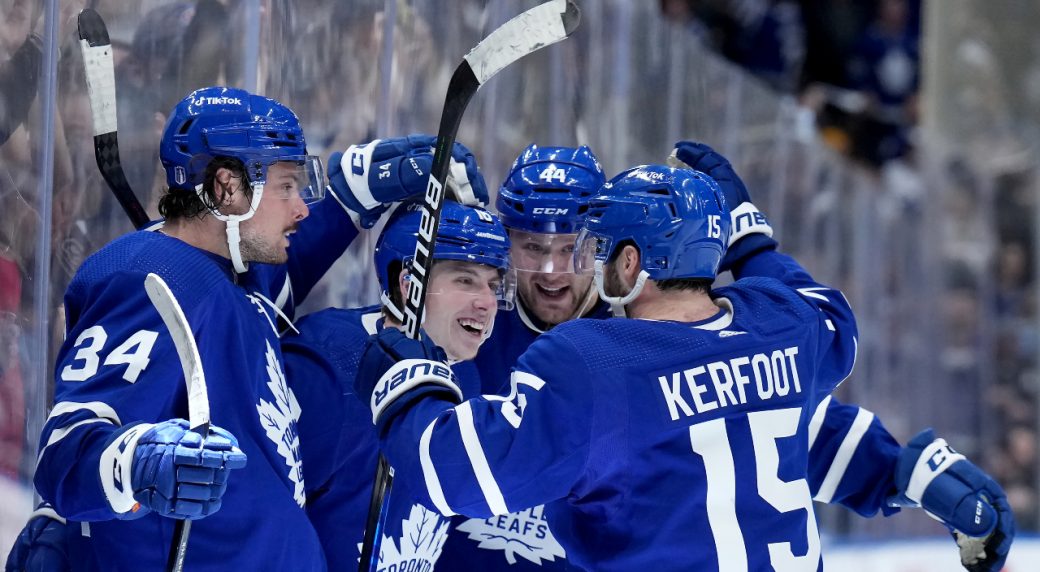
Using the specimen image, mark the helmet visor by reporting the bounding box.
[408,259,517,311]
[509,230,580,274]
[574,228,614,276]
[265,156,326,204]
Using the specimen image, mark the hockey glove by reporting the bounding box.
[328,134,489,229]
[4,505,69,572]
[98,419,247,520]
[671,140,777,270]
[355,327,462,427]
[887,429,1014,572]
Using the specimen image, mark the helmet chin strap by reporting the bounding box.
[197,181,265,274]
[380,291,407,323]
[593,259,649,317]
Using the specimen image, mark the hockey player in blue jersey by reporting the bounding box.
[32,87,327,572]
[669,140,1014,571]
[22,83,493,572]
[283,200,513,572]
[355,163,859,570]
[439,144,608,570]
[439,142,1014,572]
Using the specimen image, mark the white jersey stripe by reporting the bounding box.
[47,400,121,424]
[806,395,831,450]
[456,401,509,515]
[419,417,456,516]
[813,408,874,503]
[37,418,113,465]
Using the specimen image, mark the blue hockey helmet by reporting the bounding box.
[159,86,324,201]
[496,144,606,234]
[575,164,730,285]
[375,201,514,317]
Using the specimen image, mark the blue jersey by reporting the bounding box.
[440,303,610,571]
[34,196,357,571]
[286,305,482,572]
[378,250,857,571]
[729,252,902,518]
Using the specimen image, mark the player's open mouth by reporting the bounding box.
[535,284,569,299]
[458,318,485,336]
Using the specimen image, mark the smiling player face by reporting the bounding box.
[510,230,595,326]
[402,260,503,361]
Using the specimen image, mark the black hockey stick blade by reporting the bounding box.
[78,8,150,230]
[358,3,580,572]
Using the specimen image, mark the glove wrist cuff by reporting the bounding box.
[98,422,153,514]
[906,437,966,504]
[371,359,461,424]
[728,203,773,246]
[342,141,383,210]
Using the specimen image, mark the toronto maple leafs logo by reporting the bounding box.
[357,504,450,572]
[455,505,566,566]
[256,340,305,506]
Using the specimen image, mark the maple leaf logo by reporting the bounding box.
[455,505,566,566]
[359,504,451,571]
[256,339,305,506]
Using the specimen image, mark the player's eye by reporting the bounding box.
[523,243,544,254]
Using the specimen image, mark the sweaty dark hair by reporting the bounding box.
[157,156,251,220]
[656,278,712,295]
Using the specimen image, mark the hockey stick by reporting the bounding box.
[358,2,581,571]
[78,8,150,229]
[143,272,211,572]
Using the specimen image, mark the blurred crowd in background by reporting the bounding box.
[1,0,1038,551]
[660,0,922,169]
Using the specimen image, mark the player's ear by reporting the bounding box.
[619,244,641,282]
[212,167,237,206]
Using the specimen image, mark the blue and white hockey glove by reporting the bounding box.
[355,327,461,426]
[98,419,247,520]
[4,505,69,572]
[888,429,1014,572]
[328,134,489,229]
[670,140,777,270]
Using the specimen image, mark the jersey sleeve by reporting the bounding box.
[34,270,224,521]
[733,249,858,397]
[806,395,901,517]
[379,332,594,518]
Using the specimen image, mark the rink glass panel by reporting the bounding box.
[1,0,1037,560]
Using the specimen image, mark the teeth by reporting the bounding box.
[540,285,565,293]
[458,318,485,332]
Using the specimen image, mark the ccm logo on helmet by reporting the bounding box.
[531,207,569,215]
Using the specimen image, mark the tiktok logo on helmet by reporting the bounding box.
[191,95,243,106]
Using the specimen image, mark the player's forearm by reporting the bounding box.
[730,247,816,287]
[377,397,500,517]
[808,396,900,517]
[34,419,127,521]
